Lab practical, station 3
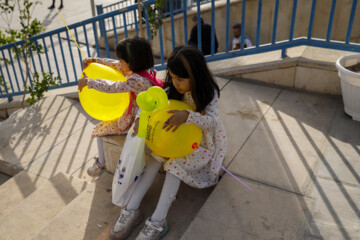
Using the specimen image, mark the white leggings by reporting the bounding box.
[97,137,105,164]
[126,158,181,222]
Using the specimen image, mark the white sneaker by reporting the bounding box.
[110,208,144,240]
[87,158,105,178]
[135,218,169,240]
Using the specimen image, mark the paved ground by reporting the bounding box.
[0,0,117,32]
[1,76,359,239]
[1,1,359,239]
[182,79,360,239]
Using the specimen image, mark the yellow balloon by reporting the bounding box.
[137,86,169,138]
[145,100,202,159]
[79,63,130,121]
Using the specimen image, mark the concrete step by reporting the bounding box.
[0,95,80,176]
[209,46,354,95]
[0,171,48,219]
[0,172,88,240]
[31,172,120,240]
[32,170,215,240]
[0,171,10,185]
[0,95,98,179]
[93,172,214,240]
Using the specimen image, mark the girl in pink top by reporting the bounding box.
[78,37,162,177]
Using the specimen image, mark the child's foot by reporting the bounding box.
[135,218,169,240]
[110,209,144,240]
[58,4,63,9]
[48,5,55,9]
[87,158,105,178]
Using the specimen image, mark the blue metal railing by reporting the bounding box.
[97,0,214,33]
[96,0,137,33]
[1,0,360,101]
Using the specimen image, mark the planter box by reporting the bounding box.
[336,54,360,121]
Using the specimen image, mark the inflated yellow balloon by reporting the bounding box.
[79,63,129,121]
[145,100,202,159]
[137,86,169,138]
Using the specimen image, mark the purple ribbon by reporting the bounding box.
[194,144,252,191]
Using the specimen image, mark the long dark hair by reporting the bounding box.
[164,45,220,113]
[116,37,154,72]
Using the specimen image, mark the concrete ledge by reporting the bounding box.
[0,85,79,121]
[102,135,126,174]
[102,134,155,175]
[213,46,353,95]
[0,97,30,120]
[0,159,23,176]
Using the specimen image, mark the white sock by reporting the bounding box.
[150,172,180,222]
[97,137,105,165]
[126,158,162,210]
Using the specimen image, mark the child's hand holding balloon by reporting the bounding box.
[78,73,89,92]
[162,110,189,132]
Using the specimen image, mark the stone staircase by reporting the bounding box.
[0,95,121,239]
[0,93,214,240]
[0,170,119,240]
[31,172,119,240]
[0,172,87,240]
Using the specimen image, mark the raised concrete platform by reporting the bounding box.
[210,46,354,95]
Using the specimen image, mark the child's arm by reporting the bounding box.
[185,94,219,131]
[87,78,131,93]
[78,73,151,94]
[162,94,219,132]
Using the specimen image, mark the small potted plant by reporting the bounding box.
[336,53,360,121]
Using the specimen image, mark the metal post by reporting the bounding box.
[96,5,105,37]
[90,0,95,17]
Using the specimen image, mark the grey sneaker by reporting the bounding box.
[87,158,105,178]
[110,208,144,240]
[135,218,169,240]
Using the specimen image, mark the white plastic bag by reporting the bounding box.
[112,127,145,207]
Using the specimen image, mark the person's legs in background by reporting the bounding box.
[48,0,63,9]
